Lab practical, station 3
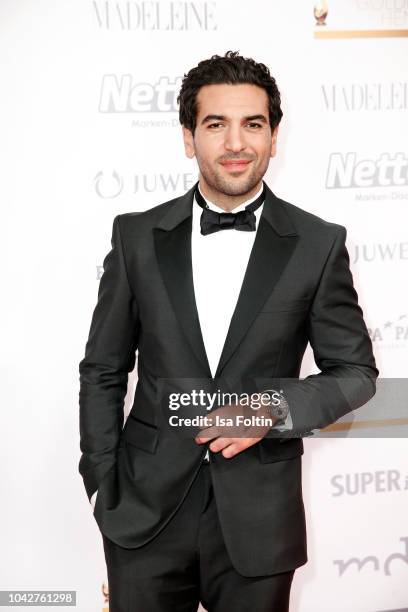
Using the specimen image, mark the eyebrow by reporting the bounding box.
[200,114,269,126]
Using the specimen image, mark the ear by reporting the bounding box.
[270,125,279,158]
[182,126,195,159]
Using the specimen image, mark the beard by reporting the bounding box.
[197,156,268,198]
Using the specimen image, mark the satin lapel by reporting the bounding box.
[153,182,212,377]
[213,183,299,378]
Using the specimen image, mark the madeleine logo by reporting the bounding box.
[313,0,408,38]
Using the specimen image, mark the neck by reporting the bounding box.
[197,176,263,212]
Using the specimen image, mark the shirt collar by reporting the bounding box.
[196,182,264,214]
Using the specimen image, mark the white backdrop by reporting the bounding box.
[1,1,407,610]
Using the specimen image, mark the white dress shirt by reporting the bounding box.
[90,181,291,508]
[191,181,292,461]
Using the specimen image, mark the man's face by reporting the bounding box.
[182,83,279,198]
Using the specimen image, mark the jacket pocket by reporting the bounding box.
[258,437,304,463]
[123,414,159,454]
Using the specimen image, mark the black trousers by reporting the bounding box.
[102,460,295,611]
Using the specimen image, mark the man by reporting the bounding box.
[78,51,378,611]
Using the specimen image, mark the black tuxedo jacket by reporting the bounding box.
[78,180,378,577]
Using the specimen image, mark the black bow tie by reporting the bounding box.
[194,182,266,236]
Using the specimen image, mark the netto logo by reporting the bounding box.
[326,152,408,188]
[94,171,124,198]
[99,75,182,113]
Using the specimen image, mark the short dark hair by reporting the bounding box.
[177,50,283,136]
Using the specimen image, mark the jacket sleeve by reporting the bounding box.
[274,225,379,439]
[78,215,140,501]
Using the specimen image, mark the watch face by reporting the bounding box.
[276,395,289,418]
[262,389,289,419]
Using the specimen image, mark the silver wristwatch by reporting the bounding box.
[260,389,289,423]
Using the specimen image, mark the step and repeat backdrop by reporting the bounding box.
[1,1,407,611]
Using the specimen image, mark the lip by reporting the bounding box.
[220,160,251,171]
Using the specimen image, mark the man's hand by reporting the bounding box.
[194,399,277,459]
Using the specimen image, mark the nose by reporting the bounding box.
[224,126,246,153]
